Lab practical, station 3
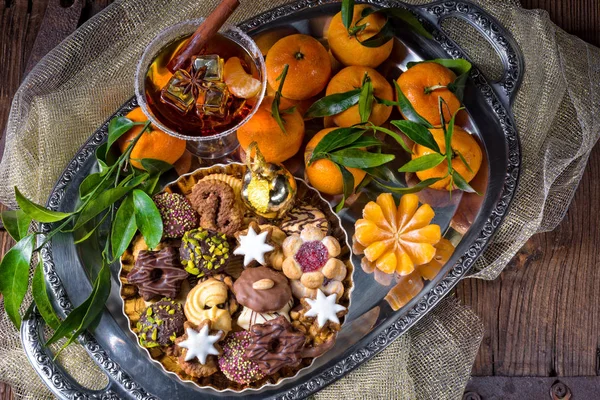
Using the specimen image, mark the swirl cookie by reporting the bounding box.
[187,180,243,235]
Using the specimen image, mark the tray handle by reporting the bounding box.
[415,0,524,108]
[21,305,139,400]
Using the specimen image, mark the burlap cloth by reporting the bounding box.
[1,0,599,398]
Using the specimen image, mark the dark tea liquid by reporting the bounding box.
[145,33,260,137]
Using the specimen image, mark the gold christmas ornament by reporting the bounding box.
[242,142,296,219]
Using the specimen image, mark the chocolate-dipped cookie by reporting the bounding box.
[153,192,198,239]
[137,298,185,348]
[280,204,329,236]
[180,228,231,277]
[127,247,188,301]
[233,266,291,313]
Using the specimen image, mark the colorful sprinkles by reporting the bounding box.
[153,192,198,239]
[218,331,265,384]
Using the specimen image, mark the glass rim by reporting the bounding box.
[134,18,267,142]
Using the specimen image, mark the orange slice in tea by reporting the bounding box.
[223,57,261,99]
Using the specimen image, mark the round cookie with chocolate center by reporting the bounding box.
[233,266,291,313]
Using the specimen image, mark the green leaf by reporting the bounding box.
[141,174,162,196]
[343,136,383,149]
[72,186,134,231]
[132,189,163,250]
[398,153,446,172]
[373,176,443,194]
[452,171,479,194]
[140,159,173,174]
[358,7,433,46]
[393,81,433,127]
[369,125,412,154]
[305,89,361,119]
[0,234,35,327]
[358,75,374,123]
[111,195,138,261]
[310,127,366,159]
[407,58,472,75]
[121,172,149,188]
[1,210,32,241]
[455,149,474,174]
[15,187,72,223]
[95,142,119,174]
[32,261,60,330]
[74,211,110,245]
[439,97,452,166]
[106,116,134,156]
[272,64,290,134]
[335,164,355,212]
[364,166,403,185]
[328,149,395,169]
[46,262,111,348]
[391,120,440,153]
[447,72,469,101]
[357,20,395,48]
[341,0,355,30]
[79,173,104,200]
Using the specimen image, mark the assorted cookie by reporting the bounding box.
[121,164,352,390]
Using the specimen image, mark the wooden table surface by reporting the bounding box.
[1,0,599,398]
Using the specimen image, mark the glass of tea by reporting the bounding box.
[135,18,266,159]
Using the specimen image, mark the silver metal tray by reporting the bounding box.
[21,1,523,398]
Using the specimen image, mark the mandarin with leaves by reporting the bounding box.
[266,34,332,100]
[412,126,482,190]
[236,96,305,163]
[327,4,394,68]
[117,107,186,170]
[396,62,461,126]
[353,193,441,276]
[304,128,367,196]
[326,66,393,127]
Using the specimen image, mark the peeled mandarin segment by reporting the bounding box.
[375,251,397,274]
[397,194,419,229]
[223,57,261,99]
[417,238,455,280]
[400,241,437,266]
[376,193,398,230]
[385,271,424,311]
[363,201,391,230]
[395,250,415,276]
[363,239,393,262]
[354,219,392,246]
[400,204,435,233]
[400,224,441,244]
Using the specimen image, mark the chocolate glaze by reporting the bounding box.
[233,266,291,313]
[137,298,185,347]
[127,247,188,301]
[244,315,305,375]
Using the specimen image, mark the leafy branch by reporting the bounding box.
[0,116,170,355]
[271,64,296,134]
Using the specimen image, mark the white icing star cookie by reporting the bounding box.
[178,325,222,364]
[304,289,346,328]
[234,225,274,266]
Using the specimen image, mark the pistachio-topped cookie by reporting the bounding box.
[180,228,231,277]
[137,298,185,348]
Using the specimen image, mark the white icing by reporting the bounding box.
[177,325,221,364]
[236,299,294,330]
[304,289,346,328]
[233,225,275,266]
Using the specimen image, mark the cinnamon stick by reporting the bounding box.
[167,0,240,73]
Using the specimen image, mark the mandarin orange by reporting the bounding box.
[326,66,393,127]
[412,126,482,190]
[327,4,394,68]
[396,62,461,126]
[254,26,299,56]
[265,34,332,100]
[236,96,305,163]
[304,128,367,195]
[354,193,441,276]
[117,107,186,170]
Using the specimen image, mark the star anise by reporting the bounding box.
[174,65,207,98]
